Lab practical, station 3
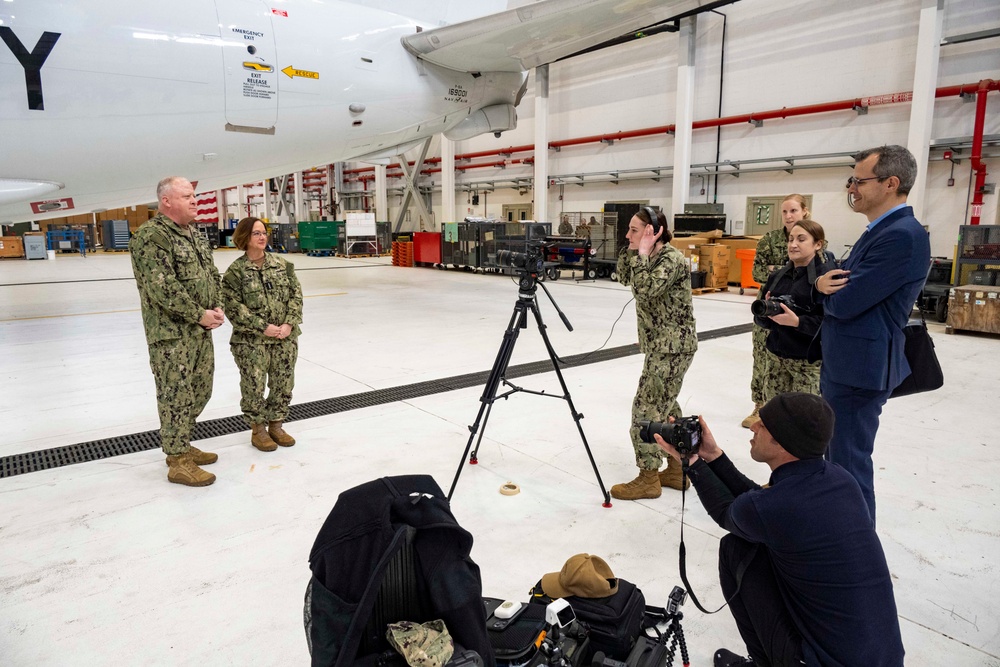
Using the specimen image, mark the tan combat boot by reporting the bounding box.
[268,421,296,447]
[610,469,662,500]
[164,445,217,467]
[166,453,216,487]
[659,457,691,491]
[741,403,762,429]
[251,423,278,452]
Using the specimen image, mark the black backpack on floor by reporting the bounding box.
[305,475,494,667]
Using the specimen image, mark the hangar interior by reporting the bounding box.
[1,0,999,665]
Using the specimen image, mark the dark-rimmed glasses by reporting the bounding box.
[845,176,883,189]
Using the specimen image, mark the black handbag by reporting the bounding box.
[890,312,944,398]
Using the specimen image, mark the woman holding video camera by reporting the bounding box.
[753,219,836,403]
[610,207,697,501]
[223,217,304,452]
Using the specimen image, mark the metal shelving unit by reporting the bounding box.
[955,224,1000,286]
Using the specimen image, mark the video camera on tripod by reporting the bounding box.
[497,244,547,275]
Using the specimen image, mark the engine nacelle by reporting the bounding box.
[444,103,517,141]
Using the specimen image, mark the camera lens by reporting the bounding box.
[751,299,782,317]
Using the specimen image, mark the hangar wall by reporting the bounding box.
[366,0,999,259]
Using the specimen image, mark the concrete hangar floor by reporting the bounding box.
[0,251,997,666]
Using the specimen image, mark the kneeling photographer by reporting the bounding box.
[652,393,904,667]
[751,220,835,407]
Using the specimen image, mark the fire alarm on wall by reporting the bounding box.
[943,150,953,161]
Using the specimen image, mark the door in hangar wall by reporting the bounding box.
[216,0,278,131]
[503,204,533,222]
[745,195,813,236]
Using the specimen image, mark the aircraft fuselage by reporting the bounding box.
[0,1,524,221]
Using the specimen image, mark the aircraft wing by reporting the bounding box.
[401,0,710,73]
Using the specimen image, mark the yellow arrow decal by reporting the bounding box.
[282,66,319,80]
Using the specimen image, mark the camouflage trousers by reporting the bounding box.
[630,350,695,470]
[148,331,215,455]
[761,352,822,403]
[231,339,298,426]
[749,324,774,406]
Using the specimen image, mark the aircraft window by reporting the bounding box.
[247,45,257,55]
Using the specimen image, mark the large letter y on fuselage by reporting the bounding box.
[1,27,61,110]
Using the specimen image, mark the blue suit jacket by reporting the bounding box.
[820,205,930,391]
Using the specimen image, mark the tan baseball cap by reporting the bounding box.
[540,554,619,599]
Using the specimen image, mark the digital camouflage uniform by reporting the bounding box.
[750,228,789,405]
[130,214,222,456]
[223,253,303,426]
[762,353,822,402]
[617,245,698,471]
[386,619,454,667]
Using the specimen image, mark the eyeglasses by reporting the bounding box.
[845,176,883,189]
[251,231,268,237]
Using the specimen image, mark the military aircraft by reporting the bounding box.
[0,0,706,222]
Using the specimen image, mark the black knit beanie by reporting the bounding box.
[758,392,835,460]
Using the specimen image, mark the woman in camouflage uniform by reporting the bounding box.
[610,207,698,500]
[744,194,810,428]
[753,219,835,402]
[223,217,304,452]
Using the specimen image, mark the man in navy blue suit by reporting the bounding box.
[815,145,930,521]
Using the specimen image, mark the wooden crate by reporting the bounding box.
[0,235,25,258]
[946,285,1000,334]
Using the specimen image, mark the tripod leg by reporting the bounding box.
[447,301,527,501]
[528,301,611,506]
[469,400,495,463]
[672,618,689,667]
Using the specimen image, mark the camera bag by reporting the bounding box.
[483,597,547,663]
[483,597,590,667]
[529,578,646,660]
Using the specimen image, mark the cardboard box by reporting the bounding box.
[947,285,1000,334]
[718,236,763,283]
[699,244,731,288]
[669,236,710,258]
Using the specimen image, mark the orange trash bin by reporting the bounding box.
[735,248,761,295]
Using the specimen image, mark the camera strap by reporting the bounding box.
[676,461,758,615]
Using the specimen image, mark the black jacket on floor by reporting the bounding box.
[306,475,494,667]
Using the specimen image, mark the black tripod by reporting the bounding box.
[446,270,611,506]
[648,586,690,667]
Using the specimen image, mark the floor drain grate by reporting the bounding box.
[0,323,751,478]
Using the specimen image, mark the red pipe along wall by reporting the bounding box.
[340,79,996,225]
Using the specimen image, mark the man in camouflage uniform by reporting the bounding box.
[611,208,698,500]
[130,176,224,487]
[222,216,303,451]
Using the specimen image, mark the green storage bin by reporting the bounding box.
[298,220,340,251]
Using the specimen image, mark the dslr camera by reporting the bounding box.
[750,293,796,318]
[637,416,702,457]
